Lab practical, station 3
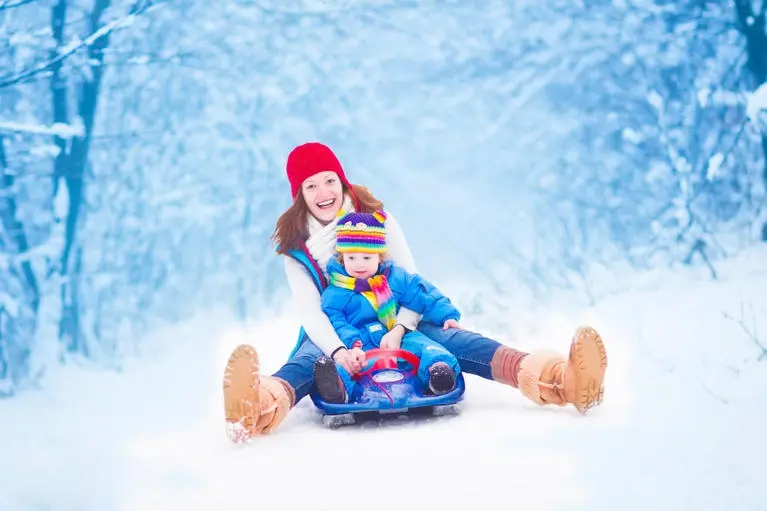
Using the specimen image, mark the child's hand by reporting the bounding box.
[380,323,406,350]
[442,319,462,330]
[334,348,365,374]
[350,347,366,368]
[379,333,401,367]
[380,332,403,350]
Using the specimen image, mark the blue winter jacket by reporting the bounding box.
[321,258,461,348]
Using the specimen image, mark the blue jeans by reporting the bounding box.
[272,321,503,404]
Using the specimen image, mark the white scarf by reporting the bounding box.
[304,194,355,274]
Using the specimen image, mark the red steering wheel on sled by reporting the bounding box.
[351,348,421,381]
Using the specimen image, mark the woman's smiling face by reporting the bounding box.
[301,171,344,224]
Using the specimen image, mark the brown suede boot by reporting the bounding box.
[518,326,607,414]
[223,344,295,443]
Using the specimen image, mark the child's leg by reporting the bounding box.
[313,356,358,403]
[400,332,460,393]
[335,361,358,398]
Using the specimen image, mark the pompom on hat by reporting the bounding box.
[335,211,388,254]
[286,142,354,200]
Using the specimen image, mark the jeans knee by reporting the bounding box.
[294,354,319,372]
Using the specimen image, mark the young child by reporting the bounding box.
[315,210,462,403]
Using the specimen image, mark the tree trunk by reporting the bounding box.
[0,306,8,396]
[50,0,68,197]
[0,136,40,394]
[57,0,112,355]
[0,138,40,315]
[734,1,767,240]
[762,134,767,241]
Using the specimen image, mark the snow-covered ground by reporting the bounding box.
[2,246,766,511]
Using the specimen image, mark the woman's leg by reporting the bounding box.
[417,322,607,413]
[272,335,324,403]
[222,334,324,443]
[416,322,509,380]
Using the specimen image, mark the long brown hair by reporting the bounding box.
[272,183,384,255]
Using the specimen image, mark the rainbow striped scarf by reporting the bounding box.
[329,269,397,331]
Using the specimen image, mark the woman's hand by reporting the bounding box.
[442,319,462,330]
[349,347,366,368]
[333,347,365,374]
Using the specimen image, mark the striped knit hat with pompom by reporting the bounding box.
[335,211,387,254]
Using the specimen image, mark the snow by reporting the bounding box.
[0,120,84,138]
[697,87,710,107]
[53,176,69,220]
[2,246,766,511]
[706,152,725,180]
[0,291,20,316]
[746,81,767,123]
[647,89,664,111]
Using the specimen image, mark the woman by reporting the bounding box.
[222,142,607,443]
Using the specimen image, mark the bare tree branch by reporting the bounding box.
[722,302,766,361]
[0,0,38,11]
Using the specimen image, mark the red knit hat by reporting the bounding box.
[286,142,353,200]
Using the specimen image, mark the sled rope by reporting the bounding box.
[360,372,395,405]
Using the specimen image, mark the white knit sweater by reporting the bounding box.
[283,196,421,355]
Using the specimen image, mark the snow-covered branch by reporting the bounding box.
[746,82,767,124]
[0,121,84,139]
[0,0,38,10]
[0,1,154,89]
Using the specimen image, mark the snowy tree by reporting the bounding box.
[523,0,765,285]
[733,0,767,240]
[2,0,766,396]
[0,0,154,391]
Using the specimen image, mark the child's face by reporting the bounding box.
[342,252,381,279]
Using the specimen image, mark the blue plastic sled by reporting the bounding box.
[281,247,465,428]
[310,348,465,428]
